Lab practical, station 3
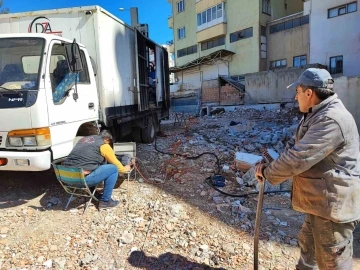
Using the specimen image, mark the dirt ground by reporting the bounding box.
[1,108,360,270]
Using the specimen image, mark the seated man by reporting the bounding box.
[63,130,131,209]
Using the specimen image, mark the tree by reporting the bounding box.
[0,0,9,14]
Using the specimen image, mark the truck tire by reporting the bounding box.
[132,127,142,143]
[141,117,155,143]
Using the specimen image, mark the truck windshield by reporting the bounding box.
[0,38,44,91]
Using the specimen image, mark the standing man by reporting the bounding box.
[64,130,131,209]
[255,68,360,269]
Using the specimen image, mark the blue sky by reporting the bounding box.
[2,0,173,45]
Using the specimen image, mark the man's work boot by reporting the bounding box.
[98,199,120,209]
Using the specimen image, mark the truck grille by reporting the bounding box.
[0,136,2,145]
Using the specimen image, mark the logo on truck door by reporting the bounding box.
[28,16,63,36]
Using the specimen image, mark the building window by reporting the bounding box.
[201,36,225,51]
[177,27,186,40]
[270,59,287,68]
[293,55,307,67]
[177,45,197,58]
[197,3,224,27]
[328,2,357,18]
[329,56,343,74]
[262,0,271,15]
[284,20,293,30]
[269,15,309,34]
[261,25,266,36]
[230,27,253,43]
[177,0,185,13]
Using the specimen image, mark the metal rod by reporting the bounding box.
[254,179,265,270]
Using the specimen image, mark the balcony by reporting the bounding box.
[197,22,227,43]
[196,1,226,42]
[196,0,223,13]
[197,15,226,32]
[168,16,173,29]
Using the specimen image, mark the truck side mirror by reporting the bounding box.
[65,39,83,72]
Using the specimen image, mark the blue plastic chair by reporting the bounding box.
[52,161,99,213]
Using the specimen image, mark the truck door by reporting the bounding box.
[162,47,171,111]
[135,30,149,112]
[45,40,98,159]
[155,46,170,110]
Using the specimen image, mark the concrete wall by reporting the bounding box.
[171,60,228,94]
[244,64,324,103]
[267,13,309,69]
[309,0,360,76]
[244,68,360,131]
[334,76,360,129]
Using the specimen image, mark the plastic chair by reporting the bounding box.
[52,161,99,213]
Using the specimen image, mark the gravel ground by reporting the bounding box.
[1,106,359,269]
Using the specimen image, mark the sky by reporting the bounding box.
[2,0,173,45]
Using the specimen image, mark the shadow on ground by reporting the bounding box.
[128,250,226,270]
[0,170,91,211]
[0,170,57,209]
[0,170,130,211]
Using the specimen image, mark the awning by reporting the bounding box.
[170,49,235,73]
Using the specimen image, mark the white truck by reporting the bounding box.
[0,6,170,171]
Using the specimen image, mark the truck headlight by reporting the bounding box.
[8,127,51,147]
[23,136,37,146]
[9,137,23,147]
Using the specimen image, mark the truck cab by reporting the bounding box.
[0,34,98,171]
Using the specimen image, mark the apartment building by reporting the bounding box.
[307,0,359,76]
[267,12,309,70]
[167,0,304,108]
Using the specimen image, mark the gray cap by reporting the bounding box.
[287,68,334,90]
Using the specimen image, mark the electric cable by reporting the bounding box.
[145,109,292,198]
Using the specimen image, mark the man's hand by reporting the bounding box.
[255,163,268,182]
[124,165,131,172]
[130,158,136,166]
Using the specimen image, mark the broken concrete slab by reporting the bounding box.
[234,152,262,171]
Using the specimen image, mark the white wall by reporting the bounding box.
[334,76,360,130]
[309,0,360,76]
[171,60,228,93]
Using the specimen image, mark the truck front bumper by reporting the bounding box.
[0,150,51,171]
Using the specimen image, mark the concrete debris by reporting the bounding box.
[0,106,313,270]
[43,259,52,268]
[120,232,135,244]
[234,152,262,171]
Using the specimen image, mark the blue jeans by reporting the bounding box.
[85,164,118,202]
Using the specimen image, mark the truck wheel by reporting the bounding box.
[141,117,155,143]
[132,127,142,143]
